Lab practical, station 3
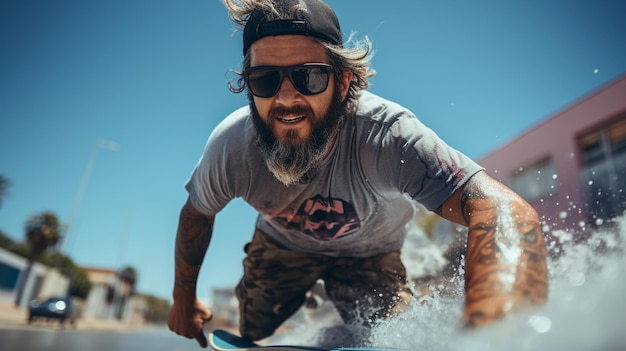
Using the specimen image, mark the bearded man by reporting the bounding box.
[167,0,548,347]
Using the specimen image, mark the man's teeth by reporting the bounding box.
[278,116,305,123]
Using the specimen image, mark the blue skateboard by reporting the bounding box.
[208,329,398,351]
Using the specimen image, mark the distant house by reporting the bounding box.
[211,288,238,327]
[82,266,146,325]
[0,247,69,307]
[478,74,626,239]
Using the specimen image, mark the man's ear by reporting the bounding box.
[339,71,353,101]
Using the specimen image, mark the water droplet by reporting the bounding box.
[529,315,552,333]
[552,174,558,179]
[559,211,568,219]
[588,180,594,186]
[569,272,586,286]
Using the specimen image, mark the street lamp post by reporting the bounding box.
[59,138,119,256]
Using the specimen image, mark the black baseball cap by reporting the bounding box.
[242,0,342,56]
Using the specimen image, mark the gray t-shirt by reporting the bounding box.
[186,91,483,257]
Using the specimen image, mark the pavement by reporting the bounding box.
[0,303,145,332]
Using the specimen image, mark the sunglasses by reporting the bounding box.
[243,63,334,98]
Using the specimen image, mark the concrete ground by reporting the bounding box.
[0,303,145,332]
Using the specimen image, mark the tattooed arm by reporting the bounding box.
[438,171,549,327]
[167,197,215,348]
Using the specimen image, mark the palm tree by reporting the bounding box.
[25,212,62,257]
[119,266,137,291]
[114,266,138,319]
[14,212,63,306]
[0,174,10,209]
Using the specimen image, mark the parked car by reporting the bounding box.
[28,297,78,327]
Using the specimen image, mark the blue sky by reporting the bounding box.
[1,0,625,301]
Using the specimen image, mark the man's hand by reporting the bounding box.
[168,298,213,348]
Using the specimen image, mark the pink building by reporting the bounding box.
[479,74,626,239]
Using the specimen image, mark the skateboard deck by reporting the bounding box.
[208,329,398,351]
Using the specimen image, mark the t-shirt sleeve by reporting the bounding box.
[184,109,253,216]
[185,130,235,215]
[382,114,484,211]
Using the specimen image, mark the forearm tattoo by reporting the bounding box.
[173,203,214,290]
[461,181,548,325]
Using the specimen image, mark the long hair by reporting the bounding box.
[225,0,375,106]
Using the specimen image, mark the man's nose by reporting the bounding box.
[274,76,300,104]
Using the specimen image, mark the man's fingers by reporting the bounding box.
[196,330,208,348]
[202,309,213,321]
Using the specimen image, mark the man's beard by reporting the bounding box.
[250,89,348,186]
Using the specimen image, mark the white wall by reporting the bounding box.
[0,248,69,307]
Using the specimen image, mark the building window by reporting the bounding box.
[510,157,558,203]
[579,114,626,220]
[0,263,20,290]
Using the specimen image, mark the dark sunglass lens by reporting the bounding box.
[292,67,329,95]
[247,68,281,97]
[246,65,331,97]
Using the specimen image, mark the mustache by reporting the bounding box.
[269,105,315,121]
